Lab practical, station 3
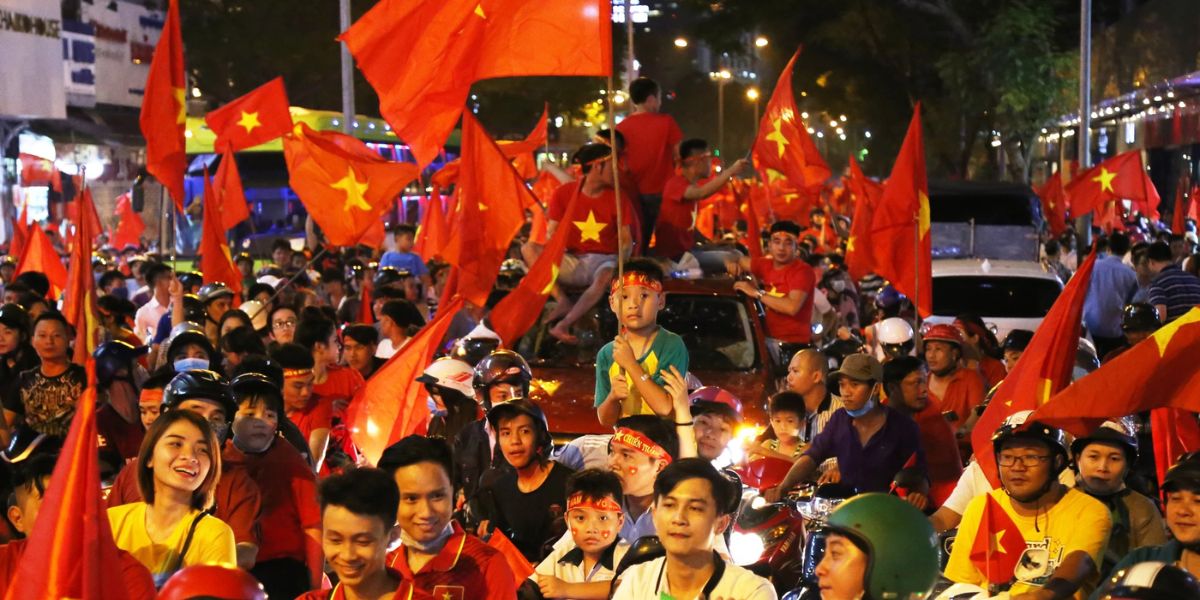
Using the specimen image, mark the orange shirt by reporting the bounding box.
[929,367,986,428]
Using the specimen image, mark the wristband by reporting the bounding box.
[675,421,694,427]
[757,289,765,299]
[639,373,651,382]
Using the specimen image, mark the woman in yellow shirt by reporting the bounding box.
[108,408,236,588]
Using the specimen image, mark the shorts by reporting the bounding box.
[558,253,617,289]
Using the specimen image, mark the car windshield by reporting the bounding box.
[524,293,757,371]
[932,276,1061,318]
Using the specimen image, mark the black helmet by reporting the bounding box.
[1121,303,1161,333]
[165,322,215,363]
[197,282,235,304]
[1002,329,1034,352]
[229,372,284,416]
[1071,419,1139,465]
[162,370,234,421]
[451,335,502,367]
[486,398,551,459]
[474,349,532,390]
[93,340,148,389]
[0,303,31,337]
[181,294,207,324]
[234,252,254,266]
[496,259,527,290]
[1163,453,1200,494]
[372,267,410,289]
[178,271,204,291]
[991,410,1069,469]
[1098,561,1200,600]
[1,425,59,464]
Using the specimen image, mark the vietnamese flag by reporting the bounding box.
[1172,174,1191,235]
[489,185,580,346]
[212,150,251,230]
[204,77,293,152]
[16,226,67,299]
[1035,170,1069,237]
[1150,408,1200,491]
[972,248,1099,487]
[1030,307,1200,436]
[429,109,554,189]
[734,180,764,258]
[968,494,1026,585]
[62,189,102,365]
[283,123,421,248]
[110,193,145,250]
[844,157,882,280]
[348,296,464,465]
[752,49,831,191]
[340,0,611,167]
[1065,150,1161,222]
[414,192,449,263]
[868,105,932,317]
[440,113,531,308]
[199,168,243,301]
[9,204,28,259]
[3,364,139,600]
[486,529,535,580]
[138,0,186,212]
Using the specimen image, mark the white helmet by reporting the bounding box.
[877,317,914,344]
[239,299,269,331]
[416,357,477,399]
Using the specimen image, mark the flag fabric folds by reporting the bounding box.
[751,49,830,191]
[414,193,449,263]
[968,494,1026,586]
[110,193,145,250]
[487,530,535,580]
[9,204,28,260]
[1151,407,1200,491]
[63,189,102,365]
[138,0,187,212]
[16,225,67,299]
[204,77,293,152]
[844,156,882,280]
[1064,150,1161,222]
[212,150,251,230]
[199,168,244,300]
[1034,170,1069,237]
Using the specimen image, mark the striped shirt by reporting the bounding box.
[802,392,844,444]
[1148,264,1200,322]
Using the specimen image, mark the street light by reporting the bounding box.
[746,87,761,126]
[674,37,688,48]
[710,70,733,153]
[754,36,769,48]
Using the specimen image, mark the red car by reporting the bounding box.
[519,278,779,436]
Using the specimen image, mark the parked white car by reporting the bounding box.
[925,258,1063,343]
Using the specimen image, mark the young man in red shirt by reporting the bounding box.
[272,342,331,471]
[615,77,684,246]
[653,139,747,263]
[726,220,816,358]
[296,316,364,473]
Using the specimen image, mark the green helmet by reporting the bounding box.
[824,493,938,600]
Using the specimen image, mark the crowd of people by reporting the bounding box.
[0,74,1199,600]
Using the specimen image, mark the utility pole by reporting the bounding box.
[339,0,354,135]
[1076,0,1093,247]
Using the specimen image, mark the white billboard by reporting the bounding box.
[81,0,161,108]
[0,0,66,119]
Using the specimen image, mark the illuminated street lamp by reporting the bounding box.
[674,37,688,48]
[754,36,769,48]
[746,87,761,126]
[710,70,733,153]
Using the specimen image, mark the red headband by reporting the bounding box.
[140,388,164,405]
[283,368,312,378]
[610,271,664,295]
[612,428,672,464]
[567,492,622,514]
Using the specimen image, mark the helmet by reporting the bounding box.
[257,274,283,289]
[0,303,31,337]
[824,493,939,600]
[238,299,269,331]
[474,349,532,389]
[877,317,914,345]
[452,323,503,365]
[0,255,16,267]
[1098,561,1200,600]
[165,322,215,363]
[1002,329,1034,352]
[688,386,743,415]
[162,370,234,420]
[93,340,148,389]
[91,253,112,268]
[486,398,552,460]
[496,259,527,290]
[1121,303,1161,333]
[1071,419,1138,465]
[177,270,204,291]
[181,294,207,324]
[158,564,267,600]
[234,251,254,265]
[416,357,478,400]
[372,267,410,289]
[991,410,1069,467]
[229,372,283,414]
[197,282,235,304]
[1162,453,1200,493]
[874,285,906,311]
[923,323,964,348]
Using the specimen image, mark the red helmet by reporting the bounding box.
[688,386,743,414]
[158,565,267,600]
[923,323,964,347]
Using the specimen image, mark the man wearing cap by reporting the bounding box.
[725,220,817,359]
[924,323,985,430]
[768,354,926,504]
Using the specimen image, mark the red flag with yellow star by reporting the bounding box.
[844,156,882,280]
[973,248,1098,487]
[340,0,611,167]
[62,189,102,365]
[968,494,1026,585]
[283,123,421,248]
[1035,170,1069,237]
[441,113,531,307]
[1030,306,1200,436]
[1065,150,1161,222]
[751,49,831,191]
[869,105,932,316]
[138,0,186,212]
[199,168,243,301]
[212,150,251,230]
[414,191,449,262]
[204,77,293,153]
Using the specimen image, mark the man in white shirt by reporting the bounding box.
[611,458,776,600]
[133,263,173,343]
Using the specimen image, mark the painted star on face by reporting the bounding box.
[332,168,370,212]
[573,210,608,242]
[1092,167,1117,193]
[236,111,262,134]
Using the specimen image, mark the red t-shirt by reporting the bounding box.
[288,395,333,443]
[547,181,636,255]
[652,174,699,260]
[384,522,517,600]
[0,538,156,599]
[314,365,365,421]
[910,400,964,507]
[750,257,816,343]
[222,438,320,563]
[616,112,683,196]
[928,367,985,429]
[296,568,403,600]
[96,404,144,461]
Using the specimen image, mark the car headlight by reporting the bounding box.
[728,530,765,566]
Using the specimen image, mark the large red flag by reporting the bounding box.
[16,225,67,299]
[869,105,932,317]
[340,0,611,167]
[1151,408,1200,491]
[734,180,764,258]
[489,185,580,346]
[110,193,145,250]
[1030,307,1200,436]
[204,77,293,152]
[751,49,831,191]
[1065,150,1161,222]
[844,157,882,280]
[283,123,421,248]
[138,0,186,212]
[4,364,138,600]
[212,150,251,230]
[9,204,28,259]
[348,296,464,466]
[199,168,244,300]
[439,113,531,307]
[968,494,1026,585]
[487,530,535,580]
[973,248,1099,487]
[1035,170,1069,237]
[63,189,102,365]
[414,193,449,263]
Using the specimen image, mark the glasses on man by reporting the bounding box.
[272,318,297,330]
[997,454,1052,467]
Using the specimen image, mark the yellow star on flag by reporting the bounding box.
[991,530,1009,553]
[173,87,187,125]
[781,192,798,205]
[846,236,856,252]
[474,3,485,18]
[237,111,262,134]
[766,118,790,157]
[918,191,931,238]
[332,168,370,212]
[1037,377,1054,406]
[1092,167,1117,193]
[541,265,559,295]
[1151,307,1200,356]
[573,210,608,242]
[478,202,488,212]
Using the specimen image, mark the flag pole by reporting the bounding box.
[606,74,625,297]
[259,245,330,309]
[912,210,920,333]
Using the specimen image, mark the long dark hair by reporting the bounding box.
[137,410,221,511]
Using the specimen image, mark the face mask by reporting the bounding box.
[399,522,455,554]
[846,397,876,418]
[174,357,209,372]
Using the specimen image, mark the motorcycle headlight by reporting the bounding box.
[728,530,766,567]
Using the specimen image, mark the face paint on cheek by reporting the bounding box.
[628,466,639,475]
[570,526,579,537]
[601,530,611,539]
